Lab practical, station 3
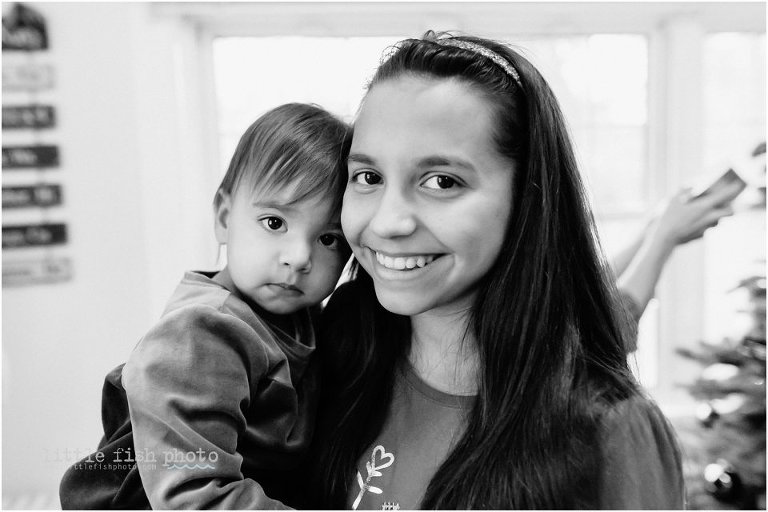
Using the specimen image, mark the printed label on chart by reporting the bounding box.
[2,145,59,169]
[2,105,55,129]
[3,184,62,208]
[2,64,54,91]
[3,257,72,287]
[2,222,67,249]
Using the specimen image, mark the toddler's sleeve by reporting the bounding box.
[597,395,686,509]
[122,304,291,510]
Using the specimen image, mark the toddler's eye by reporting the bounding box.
[422,175,459,190]
[319,234,340,248]
[352,171,382,186]
[260,216,285,232]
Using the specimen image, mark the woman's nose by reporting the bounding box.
[280,238,312,273]
[368,189,417,238]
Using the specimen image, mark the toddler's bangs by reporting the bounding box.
[244,150,345,214]
[216,103,351,216]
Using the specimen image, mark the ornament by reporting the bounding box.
[702,363,740,381]
[704,459,741,502]
[710,393,747,415]
[695,402,719,428]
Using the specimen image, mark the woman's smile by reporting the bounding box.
[364,246,450,285]
[373,249,441,270]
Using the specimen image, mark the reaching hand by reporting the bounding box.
[650,181,744,247]
[614,171,748,333]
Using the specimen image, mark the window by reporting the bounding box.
[702,32,766,343]
[517,35,650,216]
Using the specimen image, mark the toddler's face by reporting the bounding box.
[215,183,348,315]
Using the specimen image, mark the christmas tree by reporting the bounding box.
[676,269,765,509]
[674,142,766,510]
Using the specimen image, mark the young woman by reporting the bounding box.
[310,31,684,509]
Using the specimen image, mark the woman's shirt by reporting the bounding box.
[597,394,686,508]
[348,361,473,510]
[348,361,685,510]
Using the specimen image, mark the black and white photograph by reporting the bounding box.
[2,1,765,509]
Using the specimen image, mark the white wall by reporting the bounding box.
[2,3,216,506]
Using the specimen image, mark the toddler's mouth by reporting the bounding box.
[271,283,302,293]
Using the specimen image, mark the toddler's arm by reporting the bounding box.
[122,304,291,510]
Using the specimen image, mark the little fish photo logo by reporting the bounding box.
[47,446,160,471]
[162,448,218,470]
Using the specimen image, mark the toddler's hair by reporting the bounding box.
[215,103,351,214]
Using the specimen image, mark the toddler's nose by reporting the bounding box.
[280,239,312,273]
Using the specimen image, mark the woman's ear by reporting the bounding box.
[213,190,232,244]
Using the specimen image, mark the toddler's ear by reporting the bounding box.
[213,190,232,244]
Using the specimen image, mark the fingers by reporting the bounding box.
[656,184,740,246]
[676,205,734,244]
[697,179,746,207]
[695,206,733,232]
[714,204,735,219]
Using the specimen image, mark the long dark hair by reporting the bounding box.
[311,32,638,509]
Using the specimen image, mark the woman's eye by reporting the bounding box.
[352,171,382,186]
[319,234,340,248]
[260,216,285,232]
[422,175,459,190]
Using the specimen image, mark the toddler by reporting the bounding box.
[60,103,351,509]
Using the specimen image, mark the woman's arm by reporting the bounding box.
[614,182,742,323]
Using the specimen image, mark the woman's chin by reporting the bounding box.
[373,287,434,317]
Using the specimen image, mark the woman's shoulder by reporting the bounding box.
[599,393,673,437]
[596,393,685,509]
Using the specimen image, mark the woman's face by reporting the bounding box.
[342,76,515,317]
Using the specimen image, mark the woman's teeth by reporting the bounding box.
[375,252,436,270]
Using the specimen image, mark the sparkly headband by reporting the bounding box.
[435,38,522,88]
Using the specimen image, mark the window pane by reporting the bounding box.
[703,33,766,169]
[702,32,766,342]
[212,36,404,173]
[517,35,649,214]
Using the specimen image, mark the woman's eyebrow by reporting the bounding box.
[347,153,376,166]
[417,156,477,173]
